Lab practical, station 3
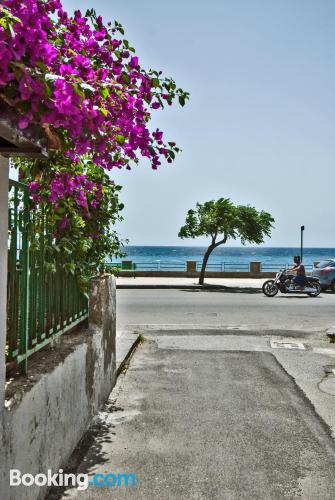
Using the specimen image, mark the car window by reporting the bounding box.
[315,260,335,269]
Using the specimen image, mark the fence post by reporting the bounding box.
[0,156,9,457]
[19,185,30,374]
[186,261,197,273]
[250,261,261,275]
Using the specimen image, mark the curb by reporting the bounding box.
[117,284,204,290]
[116,334,142,377]
[116,284,262,290]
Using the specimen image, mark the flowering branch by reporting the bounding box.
[16,154,126,282]
[1,1,189,178]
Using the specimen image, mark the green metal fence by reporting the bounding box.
[7,179,88,373]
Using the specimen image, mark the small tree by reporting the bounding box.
[178,198,274,285]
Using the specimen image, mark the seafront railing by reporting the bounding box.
[196,262,250,272]
[106,261,314,273]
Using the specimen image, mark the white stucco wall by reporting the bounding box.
[1,275,116,500]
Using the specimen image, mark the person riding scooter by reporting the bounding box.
[287,255,306,288]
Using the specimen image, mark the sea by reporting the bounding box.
[110,246,335,272]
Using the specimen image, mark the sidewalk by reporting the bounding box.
[115,276,265,289]
[57,334,335,500]
[114,278,264,368]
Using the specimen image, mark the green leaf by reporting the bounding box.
[36,61,48,72]
[178,95,186,106]
[99,87,110,100]
[151,78,160,88]
[121,72,130,85]
[73,83,85,99]
[115,134,126,146]
[100,107,109,117]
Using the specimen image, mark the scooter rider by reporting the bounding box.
[287,255,306,288]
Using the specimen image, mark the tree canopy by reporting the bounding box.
[179,198,274,284]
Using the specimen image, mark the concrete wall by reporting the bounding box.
[116,270,276,279]
[0,156,9,477]
[0,274,117,500]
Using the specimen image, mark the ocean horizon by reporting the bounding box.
[110,246,335,271]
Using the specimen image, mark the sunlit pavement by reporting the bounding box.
[116,288,335,333]
[57,332,335,500]
[53,289,335,500]
[115,277,265,288]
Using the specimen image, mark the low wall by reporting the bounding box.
[109,260,277,279]
[116,271,276,279]
[0,274,116,500]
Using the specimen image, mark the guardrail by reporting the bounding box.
[260,263,313,272]
[196,262,250,272]
[106,261,187,271]
[107,260,314,273]
[7,180,88,374]
[260,263,287,272]
[136,262,186,271]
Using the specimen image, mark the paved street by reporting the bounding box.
[54,287,335,500]
[116,288,335,333]
[57,334,335,500]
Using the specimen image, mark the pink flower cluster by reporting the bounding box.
[30,170,102,208]
[49,171,102,210]
[0,1,187,176]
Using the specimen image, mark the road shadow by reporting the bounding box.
[276,295,323,299]
[181,286,261,294]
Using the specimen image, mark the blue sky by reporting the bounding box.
[63,0,335,247]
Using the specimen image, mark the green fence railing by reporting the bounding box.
[7,179,88,374]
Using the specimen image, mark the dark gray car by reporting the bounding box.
[312,260,335,292]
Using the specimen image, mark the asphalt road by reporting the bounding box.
[57,339,335,500]
[50,288,335,500]
[117,288,335,332]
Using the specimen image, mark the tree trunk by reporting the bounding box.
[199,245,215,285]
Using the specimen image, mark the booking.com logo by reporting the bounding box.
[10,469,137,491]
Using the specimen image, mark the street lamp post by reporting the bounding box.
[300,225,305,262]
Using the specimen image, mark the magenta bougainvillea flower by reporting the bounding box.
[0,1,189,201]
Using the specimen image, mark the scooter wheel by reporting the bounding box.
[262,280,279,297]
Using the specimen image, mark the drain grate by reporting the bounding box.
[270,340,305,350]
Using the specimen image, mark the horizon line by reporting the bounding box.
[121,244,335,249]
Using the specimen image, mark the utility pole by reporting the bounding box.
[300,225,305,262]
